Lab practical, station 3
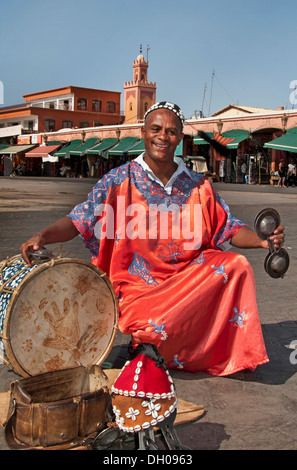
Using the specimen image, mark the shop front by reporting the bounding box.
[25,144,62,177]
[0,144,37,176]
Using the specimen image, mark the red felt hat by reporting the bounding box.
[111,354,175,399]
[111,347,178,433]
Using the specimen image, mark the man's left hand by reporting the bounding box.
[262,225,285,250]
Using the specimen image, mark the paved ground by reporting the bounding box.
[0,176,297,450]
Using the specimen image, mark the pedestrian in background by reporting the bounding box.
[278,160,287,187]
[241,160,247,184]
[287,158,296,187]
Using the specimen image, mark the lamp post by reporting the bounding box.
[217,119,223,134]
[258,152,261,185]
[281,113,288,133]
[116,128,121,141]
[215,120,224,181]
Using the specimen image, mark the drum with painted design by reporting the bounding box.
[0,254,118,377]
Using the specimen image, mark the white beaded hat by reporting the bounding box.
[144,101,185,131]
[111,344,178,433]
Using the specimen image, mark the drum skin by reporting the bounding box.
[0,255,119,377]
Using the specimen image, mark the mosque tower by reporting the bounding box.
[124,46,156,124]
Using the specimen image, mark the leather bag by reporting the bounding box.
[4,365,109,449]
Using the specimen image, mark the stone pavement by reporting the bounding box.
[0,176,297,450]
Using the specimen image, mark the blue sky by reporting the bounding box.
[0,0,296,118]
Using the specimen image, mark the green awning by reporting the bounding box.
[69,138,99,156]
[222,129,250,148]
[287,127,297,134]
[54,139,82,158]
[264,133,297,152]
[46,141,62,145]
[86,138,118,156]
[128,139,145,155]
[0,145,9,151]
[193,132,213,145]
[108,137,139,155]
[174,139,183,156]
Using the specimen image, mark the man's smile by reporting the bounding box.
[153,142,169,149]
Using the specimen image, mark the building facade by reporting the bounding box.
[0,86,123,142]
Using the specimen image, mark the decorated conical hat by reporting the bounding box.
[111,343,178,433]
[111,353,175,399]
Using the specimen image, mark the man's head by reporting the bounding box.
[141,102,184,167]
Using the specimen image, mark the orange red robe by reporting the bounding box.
[69,159,268,376]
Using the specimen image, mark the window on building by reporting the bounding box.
[107,101,116,113]
[92,99,102,112]
[58,100,71,110]
[144,102,148,112]
[77,98,87,110]
[79,121,89,128]
[45,101,56,109]
[77,98,88,111]
[44,119,55,132]
[62,120,73,128]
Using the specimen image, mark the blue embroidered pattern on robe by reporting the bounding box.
[131,161,205,208]
[114,233,120,248]
[189,252,205,265]
[229,307,245,326]
[88,161,204,210]
[148,319,168,340]
[128,252,158,285]
[173,354,184,369]
[211,263,228,283]
[157,241,185,263]
[214,193,246,247]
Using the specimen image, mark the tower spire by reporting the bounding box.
[123,50,156,123]
[147,44,150,63]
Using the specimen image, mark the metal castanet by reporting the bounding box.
[254,208,289,278]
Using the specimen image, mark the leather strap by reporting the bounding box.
[4,399,32,450]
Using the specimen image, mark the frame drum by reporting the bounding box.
[0,255,119,377]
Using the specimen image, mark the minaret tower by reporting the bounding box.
[124,45,156,124]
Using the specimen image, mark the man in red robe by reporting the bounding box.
[20,102,285,376]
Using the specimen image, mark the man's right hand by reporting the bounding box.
[20,234,46,266]
[19,216,79,266]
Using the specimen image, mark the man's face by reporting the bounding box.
[141,108,184,166]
